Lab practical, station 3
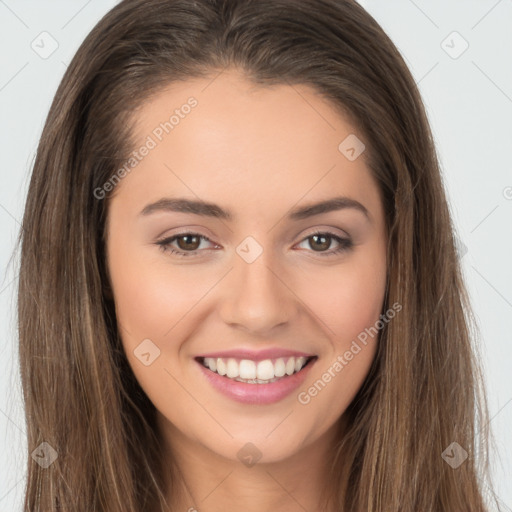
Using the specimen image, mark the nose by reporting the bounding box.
[218,248,298,335]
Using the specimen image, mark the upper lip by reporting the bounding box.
[196,348,315,362]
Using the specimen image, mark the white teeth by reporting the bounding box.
[295,357,306,372]
[201,355,311,382]
[285,357,295,376]
[226,358,238,378]
[239,359,256,379]
[256,360,274,380]
[274,358,286,377]
[216,358,227,376]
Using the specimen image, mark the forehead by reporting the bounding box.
[110,69,380,222]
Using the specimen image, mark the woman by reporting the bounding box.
[17,0,500,510]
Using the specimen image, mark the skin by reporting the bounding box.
[106,68,387,512]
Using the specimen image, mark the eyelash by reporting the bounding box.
[155,231,353,258]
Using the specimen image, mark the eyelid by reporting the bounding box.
[155,228,353,259]
[294,230,353,257]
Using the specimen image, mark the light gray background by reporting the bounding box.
[0,1,511,510]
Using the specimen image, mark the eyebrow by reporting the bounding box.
[139,196,369,221]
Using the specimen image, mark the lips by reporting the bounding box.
[194,348,318,404]
[196,348,314,362]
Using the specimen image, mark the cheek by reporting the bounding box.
[107,235,231,399]
[107,246,206,408]
[108,238,207,342]
[293,252,386,417]
[303,254,387,346]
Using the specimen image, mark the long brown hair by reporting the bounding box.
[17,0,500,510]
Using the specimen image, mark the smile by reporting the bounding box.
[199,356,314,383]
[195,354,317,404]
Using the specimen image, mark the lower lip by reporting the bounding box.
[196,358,316,405]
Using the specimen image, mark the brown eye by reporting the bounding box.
[308,234,332,252]
[156,233,216,257]
[296,231,353,257]
[176,234,201,251]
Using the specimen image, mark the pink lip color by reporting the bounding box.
[196,357,317,405]
[197,348,313,362]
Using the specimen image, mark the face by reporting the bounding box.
[106,69,387,466]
